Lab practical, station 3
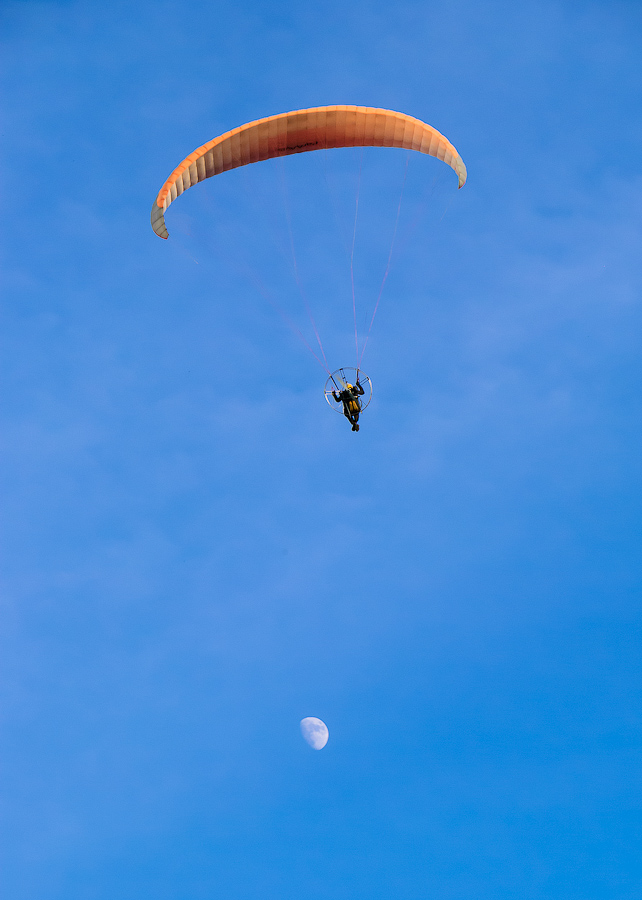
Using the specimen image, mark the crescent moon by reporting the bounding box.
[300,717,329,750]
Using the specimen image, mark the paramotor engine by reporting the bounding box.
[324,368,373,413]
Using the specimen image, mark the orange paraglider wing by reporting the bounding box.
[151,106,467,239]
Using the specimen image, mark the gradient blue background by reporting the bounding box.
[2,1,642,897]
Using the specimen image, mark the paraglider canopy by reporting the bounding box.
[151,105,467,239]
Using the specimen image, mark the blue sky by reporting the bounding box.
[2,1,642,897]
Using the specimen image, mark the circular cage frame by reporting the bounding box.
[324,368,373,414]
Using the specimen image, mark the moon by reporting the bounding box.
[300,716,329,750]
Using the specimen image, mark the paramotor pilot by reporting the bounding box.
[332,381,365,432]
